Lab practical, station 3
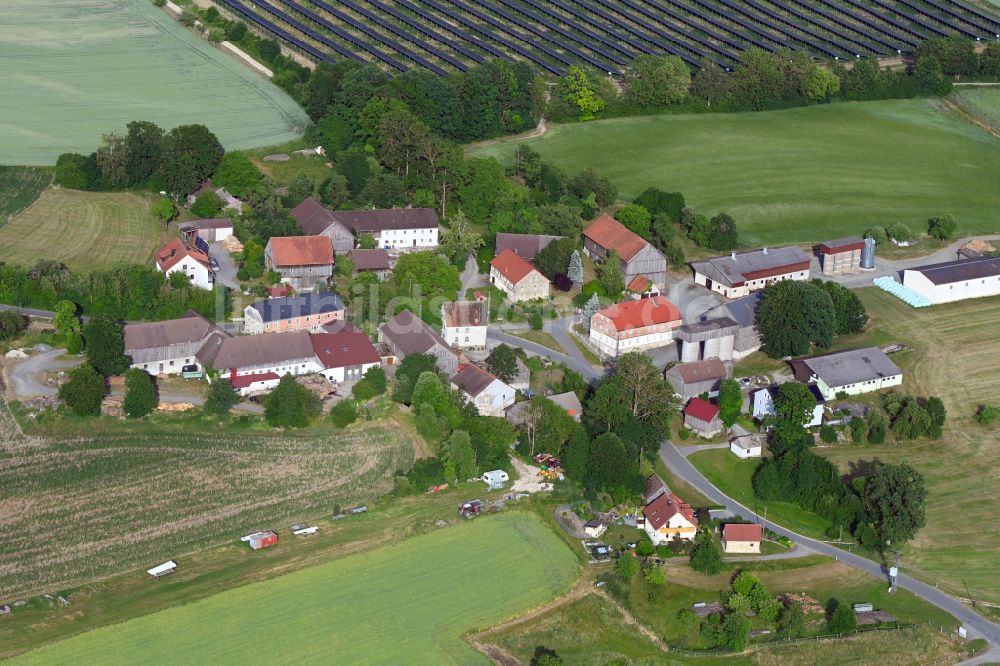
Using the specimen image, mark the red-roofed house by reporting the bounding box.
[684,397,723,437]
[643,492,698,545]
[490,248,550,303]
[310,329,381,384]
[265,236,334,290]
[722,523,762,554]
[589,295,682,358]
[154,238,214,290]
[583,214,666,287]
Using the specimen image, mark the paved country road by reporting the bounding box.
[659,440,1000,664]
[487,327,600,382]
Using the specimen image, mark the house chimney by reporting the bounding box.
[762,247,768,255]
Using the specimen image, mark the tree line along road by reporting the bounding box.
[658,440,1000,664]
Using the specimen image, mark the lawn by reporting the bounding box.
[688,449,834,540]
[472,99,1000,246]
[490,559,964,664]
[0,393,417,598]
[0,189,170,271]
[0,0,307,165]
[819,288,1000,605]
[489,594,669,665]
[511,329,567,354]
[12,512,579,665]
[0,167,51,223]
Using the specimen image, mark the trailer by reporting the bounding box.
[241,531,278,550]
[147,560,177,578]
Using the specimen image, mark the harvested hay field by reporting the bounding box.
[0,189,170,271]
[0,395,417,597]
[0,0,307,165]
[12,513,578,665]
[821,289,1000,605]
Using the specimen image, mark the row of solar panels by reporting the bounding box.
[221,0,1000,77]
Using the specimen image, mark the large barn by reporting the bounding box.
[902,256,1000,305]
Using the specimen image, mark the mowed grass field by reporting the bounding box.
[0,166,51,223]
[818,289,1000,605]
[0,0,308,165]
[13,512,579,665]
[473,99,1000,246]
[0,188,170,271]
[0,396,417,597]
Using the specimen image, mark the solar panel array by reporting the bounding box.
[220,0,1000,75]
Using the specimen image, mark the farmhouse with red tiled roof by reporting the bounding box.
[643,490,698,545]
[589,295,683,358]
[489,248,550,303]
[154,238,214,290]
[583,214,666,287]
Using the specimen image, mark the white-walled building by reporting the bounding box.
[310,328,381,384]
[791,347,902,400]
[490,249,550,303]
[124,310,227,376]
[154,238,214,290]
[451,364,515,417]
[690,246,811,299]
[642,492,698,545]
[751,385,825,427]
[722,523,762,554]
[441,300,488,349]
[589,295,683,358]
[333,208,439,249]
[730,434,763,459]
[902,256,1000,305]
[243,291,346,335]
[197,330,322,382]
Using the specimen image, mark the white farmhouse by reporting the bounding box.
[791,347,902,400]
[333,208,439,250]
[123,310,228,376]
[902,256,1000,305]
[310,327,381,384]
[642,491,698,545]
[154,238,214,290]
[441,300,488,350]
[451,364,515,417]
[750,385,825,427]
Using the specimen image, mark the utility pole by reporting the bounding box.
[889,551,901,594]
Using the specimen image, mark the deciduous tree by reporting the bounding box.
[264,375,322,428]
[204,378,240,416]
[58,363,105,416]
[485,344,518,383]
[123,368,157,418]
[757,280,836,358]
[716,378,743,427]
[864,462,927,546]
[83,316,130,376]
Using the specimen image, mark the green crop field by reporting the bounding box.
[473,100,1000,246]
[0,167,51,224]
[13,512,579,665]
[0,188,171,271]
[0,0,308,166]
[0,394,418,598]
[952,87,1000,130]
